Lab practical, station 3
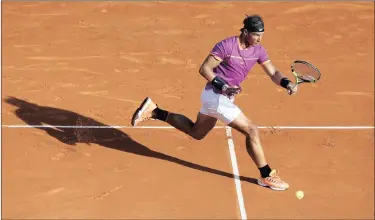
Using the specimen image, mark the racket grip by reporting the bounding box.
[288,83,298,95]
[291,83,298,89]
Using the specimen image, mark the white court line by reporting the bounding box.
[1,125,374,129]
[2,123,373,219]
[225,126,247,220]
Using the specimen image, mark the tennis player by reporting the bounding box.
[131,15,297,190]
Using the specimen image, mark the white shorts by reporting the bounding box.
[199,88,242,125]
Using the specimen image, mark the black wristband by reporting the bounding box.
[212,76,227,91]
[280,77,292,89]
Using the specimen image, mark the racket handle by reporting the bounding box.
[288,83,298,95]
[291,83,298,90]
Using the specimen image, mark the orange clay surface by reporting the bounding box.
[2,2,374,219]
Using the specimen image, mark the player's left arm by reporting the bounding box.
[260,61,297,94]
[260,61,293,89]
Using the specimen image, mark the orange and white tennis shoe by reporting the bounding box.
[131,97,157,126]
[257,169,289,191]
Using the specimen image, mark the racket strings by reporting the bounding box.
[293,63,320,82]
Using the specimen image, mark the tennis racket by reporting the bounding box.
[290,60,321,90]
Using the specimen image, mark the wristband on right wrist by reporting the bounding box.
[212,76,227,91]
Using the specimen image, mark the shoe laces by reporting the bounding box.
[265,170,283,183]
[142,104,157,120]
[143,112,152,121]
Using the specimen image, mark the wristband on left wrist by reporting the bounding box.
[280,77,292,89]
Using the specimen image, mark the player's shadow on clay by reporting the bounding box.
[5,96,257,184]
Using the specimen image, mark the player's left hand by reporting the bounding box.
[287,83,298,95]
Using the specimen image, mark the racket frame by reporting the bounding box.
[291,60,321,88]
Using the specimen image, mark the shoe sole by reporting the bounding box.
[257,179,288,191]
[131,97,152,127]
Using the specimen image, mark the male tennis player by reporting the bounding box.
[131,15,297,191]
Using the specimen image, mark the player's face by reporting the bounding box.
[247,32,264,46]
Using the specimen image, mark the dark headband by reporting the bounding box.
[245,25,264,33]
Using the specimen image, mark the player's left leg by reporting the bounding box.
[131,97,217,140]
[165,112,218,140]
[228,112,289,191]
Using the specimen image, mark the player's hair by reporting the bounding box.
[240,14,264,33]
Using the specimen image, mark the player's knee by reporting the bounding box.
[192,134,206,140]
[244,124,259,137]
[191,132,207,140]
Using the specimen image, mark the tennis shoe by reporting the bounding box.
[257,169,289,191]
[131,97,157,126]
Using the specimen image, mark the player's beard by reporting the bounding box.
[246,38,254,46]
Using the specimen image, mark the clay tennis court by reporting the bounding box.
[2,1,374,219]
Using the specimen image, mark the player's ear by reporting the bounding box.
[243,29,248,35]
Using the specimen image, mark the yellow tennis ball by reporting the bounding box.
[296,190,304,199]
